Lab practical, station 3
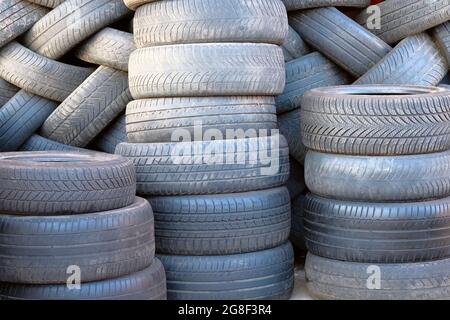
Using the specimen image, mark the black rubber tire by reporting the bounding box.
[0,0,48,48]
[356,0,450,44]
[159,242,294,300]
[0,90,56,152]
[275,52,351,114]
[0,198,155,284]
[355,34,448,86]
[26,0,64,8]
[282,0,370,11]
[278,107,307,164]
[433,22,450,65]
[0,42,92,102]
[75,28,135,72]
[40,66,132,147]
[305,150,450,202]
[290,194,306,250]
[301,85,450,156]
[304,193,450,263]
[123,0,156,11]
[19,134,85,152]
[289,7,391,77]
[126,97,278,143]
[282,26,310,62]
[0,151,136,215]
[91,114,127,154]
[0,78,18,106]
[148,187,291,255]
[0,259,167,300]
[22,0,130,59]
[133,0,288,47]
[306,253,450,300]
[286,157,305,200]
[128,43,285,99]
[116,136,290,196]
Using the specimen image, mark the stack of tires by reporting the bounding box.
[116,0,295,300]
[0,151,166,300]
[301,85,450,300]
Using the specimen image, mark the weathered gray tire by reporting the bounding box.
[433,22,450,66]
[126,97,278,143]
[91,114,127,154]
[0,259,167,300]
[0,78,18,106]
[26,0,65,8]
[128,43,285,99]
[0,198,155,284]
[40,66,131,148]
[355,34,448,86]
[0,151,136,215]
[304,194,450,263]
[305,150,450,202]
[75,28,135,72]
[282,26,310,62]
[306,253,450,300]
[123,0,156,11]
[275,52,351,114]
[0,0,48,48]
[301,85,450,156]
[278,107,307,164]
[133,0,288,47]
[290,195,306,250]
[159,242,295,300]
[289,7,391,77]
[149,187,291,255]
[0,42,92,102]
[116,135,290,196]
[282,0,370,11]
[19,134,84,152]
[286,157,305,200]
[22,0,130,59]
[356,0,450,44]
[0,90,56,152]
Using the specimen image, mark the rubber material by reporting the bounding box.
[91,114,127,154]
[26,0,65,8]
[286,157,305,200]
[0,78,18,106]
[282,26,310,62]
[19,134,85,152]
[282,0,370,11]
[159,242,295,300]
[433,22,450,65]
[278,107,307,164]
[123,0,156,11]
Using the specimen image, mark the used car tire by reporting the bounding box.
[91,114,127,154]
[26,0,64,8]
[123,0,156,11]
[0,151,136,215]
[159,242,294,300]
[128,43,285,99]
[148,187,291,255]
[433,22,450,65]
[282,0,370,11]
[301,85,450,156]
[19,134,85,152]
[0,78,18,106]
[278,107,307,164]
[282,26,310,62]
[286,157,305,200]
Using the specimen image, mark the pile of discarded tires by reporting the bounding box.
[114,0,295,300]
[0,152,166,300]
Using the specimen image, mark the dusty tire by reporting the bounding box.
[148,187,291,255]
[0,198,155,284]
[75,28,135,72]
[126,97,278,143]
[19,135,85,152]
[304,193,450,263]
[276,52,351,114]
[356,0,450,44]
[133,0,288,47]
[0,259,167,300]
[22,0,130,59]
[278,107,307,164]
[0,90,56,152]
[355,34,448,86]
[0,78,18,106]
[289,7,391,77]
[116,135,290,196]
[128,43,285,99]
[159,242,294,300]
[305,150,450,202]
[0,42,92,102]
[306,253,450,300]
[0,0,48,48]
[0,151,136,215]
[301,85,450,156]
[123,0,156,11]
[282,0,370,11]
[282,26,310,62]
[434,22,450,65]
[26,0,65,8]
[91,114,127,154]
[40,66,132,147]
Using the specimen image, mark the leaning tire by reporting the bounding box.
[433,22,450,65]
[159,242,294,300]
[0,78,18,106]
[0,259,167,300]
[19,135,85,152]
[278,107,307,163]
[0,151,136,215]
[282,0,370,11]
[91,114,127,154]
